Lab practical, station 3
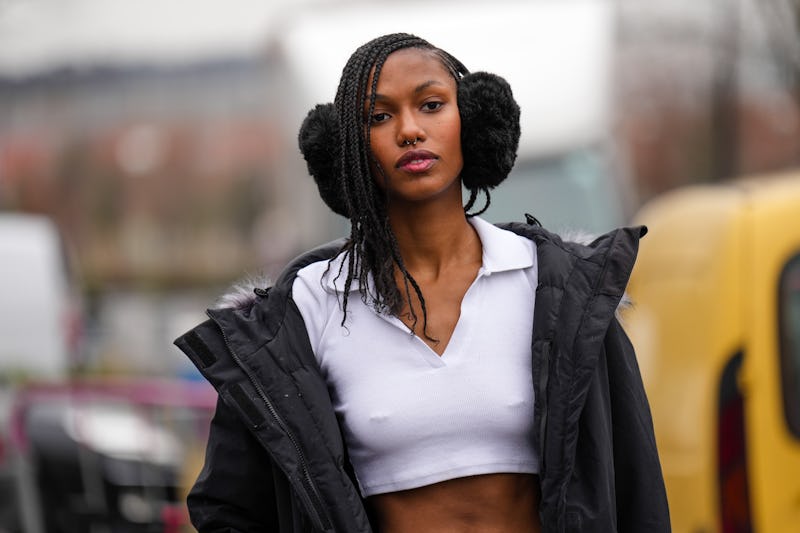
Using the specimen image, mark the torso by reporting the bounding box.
[370,473,541,533]
[383,249,541,533]
[293,217,541,528]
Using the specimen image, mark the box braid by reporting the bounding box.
[331,33,468,341]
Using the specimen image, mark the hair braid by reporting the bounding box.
[329,33,469,341]
[463,186,491,216]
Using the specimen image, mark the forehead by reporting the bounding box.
[369,48,456,94]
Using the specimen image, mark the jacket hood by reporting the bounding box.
[554,227,636,314]
[212,274,273,310]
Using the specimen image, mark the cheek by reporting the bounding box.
[368,126,393,162]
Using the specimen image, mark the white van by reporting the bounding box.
[0,213,80,381]
[265,0,631,247]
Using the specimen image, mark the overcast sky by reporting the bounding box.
[0,0,326,77]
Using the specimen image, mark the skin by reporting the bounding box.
[363,47,542,533]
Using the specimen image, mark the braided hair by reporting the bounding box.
[331,33,468,339]
[298,32,520,339]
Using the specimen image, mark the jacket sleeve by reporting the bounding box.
[605,317,671,532]
[187,394,281,533]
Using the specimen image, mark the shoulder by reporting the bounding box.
[498,220,646,320]
[275,238,348,293]
[199,239,348,367]
[499,221,646,278]
[291,253,342,320]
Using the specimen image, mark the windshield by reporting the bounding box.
[480,146,627,234]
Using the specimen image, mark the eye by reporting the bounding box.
[371,112,390,124]
[422,101,443,112]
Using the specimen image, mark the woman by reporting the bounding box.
[175,33,670,532]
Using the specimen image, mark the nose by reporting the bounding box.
[395,108,425,146]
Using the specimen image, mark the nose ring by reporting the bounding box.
[403,138,418,146]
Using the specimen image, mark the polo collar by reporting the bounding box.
[469,216,535,274]
[323,217,534,293]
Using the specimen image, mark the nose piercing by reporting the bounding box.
[403,138,418,146]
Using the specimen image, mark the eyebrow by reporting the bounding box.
[370,79,446,102]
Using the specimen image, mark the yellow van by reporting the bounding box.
[625,171,800,532]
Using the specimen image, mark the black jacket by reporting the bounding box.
[175,222,671,532]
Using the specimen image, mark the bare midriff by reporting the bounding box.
[368,473,541,533]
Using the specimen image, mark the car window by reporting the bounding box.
[779,252,800,438]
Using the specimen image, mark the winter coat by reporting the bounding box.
[174,221,671,533]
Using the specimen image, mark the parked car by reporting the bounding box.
[7,379,216,533]
[624,171,800,533]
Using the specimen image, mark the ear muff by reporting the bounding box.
[297,103,348,217]
[457,72,521,191]
[297,72,521,218]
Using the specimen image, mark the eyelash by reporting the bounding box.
[370,101,444,124]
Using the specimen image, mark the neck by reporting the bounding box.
[387,196,481,278]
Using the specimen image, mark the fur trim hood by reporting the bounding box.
[212,274,273,311]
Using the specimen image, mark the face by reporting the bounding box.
[365,48,463,207]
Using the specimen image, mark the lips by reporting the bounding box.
[396,150,438,173]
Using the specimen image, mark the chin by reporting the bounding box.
[387,180,463,207]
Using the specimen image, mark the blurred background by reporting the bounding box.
[0,0,798,531]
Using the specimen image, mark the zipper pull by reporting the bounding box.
[525,213,542,227]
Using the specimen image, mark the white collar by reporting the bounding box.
[469,216,534,274]
[323,217,533,293]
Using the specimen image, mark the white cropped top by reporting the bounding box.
[292,217,539,497]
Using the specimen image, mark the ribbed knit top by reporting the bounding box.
[292,217,539,497]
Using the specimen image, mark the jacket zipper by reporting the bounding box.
[537,340,553,528]
[208,312,334,532]
[538,340,551,471]
[540,340,574,526]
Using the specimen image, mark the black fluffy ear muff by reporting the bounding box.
[297,72,521,217]
[298,103,348,217]
[457,72,521,191]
